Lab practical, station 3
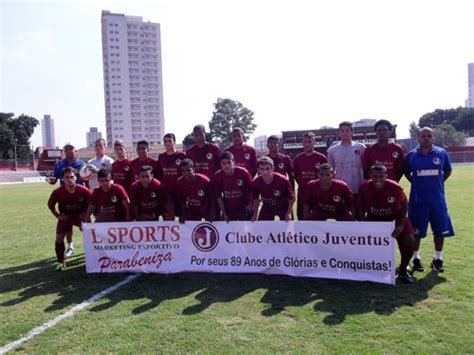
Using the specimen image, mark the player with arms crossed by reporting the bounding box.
[358,164,415,284]
[224,127,258,176]
[47,167,92,271]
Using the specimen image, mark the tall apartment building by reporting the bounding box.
[41,114,56,148]
[466,63,474,108]
[86,127,103,148]
[101,10,165,147]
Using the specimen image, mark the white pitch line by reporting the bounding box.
[0,274,140,354]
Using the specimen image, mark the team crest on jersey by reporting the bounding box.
[273,190,281,197]
[244,153,251,160]
[206,153,213,160]
[124,166,130,171]
[236,179,244,187]
[433,157,441,165]
[315,162,321,169]
[150,192,156,198]
[111,195,118,203]
[392,151,399,159]
[333,195,341,202]
[175,159,181,166]
[278,162,285,169]
[387,196,395,203]
[197,189,205,197]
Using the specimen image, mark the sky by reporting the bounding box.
[1,0,473,149]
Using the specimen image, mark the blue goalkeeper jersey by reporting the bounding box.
[403,145,452,205]
[53,158,86,185]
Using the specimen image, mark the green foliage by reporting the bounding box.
[409,121,420,138]
[433,123,468,147]
[208,98,257,149]
[0,112,39,159]
[419,107,474,135]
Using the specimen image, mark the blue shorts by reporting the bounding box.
[408,203,455,238]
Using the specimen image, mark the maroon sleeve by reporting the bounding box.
[304,184,313,205]
[249,148,257,177]
[285,176,295,199]
[293,156,300,183]
[395,145,405,180]
[212,173,223,196]
[47,189,59,210]
[91,189,99,206]
[155,158,163,182]
[82,186,93,204]
[129,183,139,207]
[344,184,355,210]
[117,184,129,201]
[362,146,372,180]
[213,145,221,168]
[285,155,294,177]
[243,169,253,187]
[356,183,366,211]
[251,179,260,199]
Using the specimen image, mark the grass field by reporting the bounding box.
[1,166,473,353]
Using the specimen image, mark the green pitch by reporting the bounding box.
[1,166,473,353]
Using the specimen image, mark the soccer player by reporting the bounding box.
[362,119,404,181]
[156,133,186,217]
[47,167,92,271]
[358,164,415,284]
[87,138,114,191]
[176,159,216,223]
[327,121,365,198]
[51,143,86,185]
[293,132,327,220]
[265,135,294,187]
[213,151,253,221]
[303,163,355,221]
[130,140,157,182]
[129,165,174,221]
[85,169,130,222]
[404,127,455,273]
[111,140,133,193]
[185,124,221,179]
[224,127,258,176]
[251,156,295,221]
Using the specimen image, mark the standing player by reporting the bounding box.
[265,135,294,187]
[156,133,186,217]
[358,164,415,283]
[87,138,114,191]
[111,140,133,193]
[293,132,327,220]
[51,143,85,186]
[224,127,257,176]
[131,140,157,182]
[404,127,455,273]
[185,124,221,179]
[327,121,365,199]
[85,169,130,222]
[213,152,253,221]
[176,159,216,223]
[303,163,355,221]
[129,165,174,221]
[251,157,295,221]
[47,167,92,271]
[362,119,404,181]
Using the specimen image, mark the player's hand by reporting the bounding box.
[179,216,185,224]
[392,224,404,238]
[251,214,257,222]
[285,212,292,222]
[58,213,68,221]
[222,213,229,223]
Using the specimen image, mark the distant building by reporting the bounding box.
[253,135,268,156]
[41,114,56,148]
[353,118,377,127]
[466,63,474,108]
[101,10,165,147]
[86,127,103,148]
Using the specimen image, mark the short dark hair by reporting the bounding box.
[137,140,150,148]
[180,158,195,169]
[339,121,353,130]
[139,165,154,174]
[163,133,176,142]
[232,127,244,135]
[97,168,111,179]
[219,151,234,162]
[257,156,274,168]
[303,132,316,141]
[193,124,206,133]
[318,163,334,172]
[61,166,77,178]
[267,135,280,144]
[114,140,126,148]
[370,164,387,174]
[374,120,393,132]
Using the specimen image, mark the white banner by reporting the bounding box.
[83,221,396,285]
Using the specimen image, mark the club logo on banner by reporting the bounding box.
[192,223,219,252]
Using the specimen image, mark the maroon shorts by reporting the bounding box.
[56,217,83,234]
[399,218,414,237]
[309,211,354,221]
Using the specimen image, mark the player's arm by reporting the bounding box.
[395,149,405,181]
[345,186,356,219]
[443,170,452,181]
[216,195,228,222]
[303,203,311,220]
[121,199,130,221]
[403,154,413,182]
[356,191,366,221]
[85,204,95,223]
[285,179,295,221]
[392,191,408,238]
[443,151,453,182]
[362,148,371,180]
[251,197,260,222]
[47,192,60,219]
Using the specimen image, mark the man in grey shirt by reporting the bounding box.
[327,121,365,196]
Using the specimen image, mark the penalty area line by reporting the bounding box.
[0,273,141,354]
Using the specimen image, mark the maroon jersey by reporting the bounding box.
[362,143,404,181]
[305,179,354,217]
[48,184,92,216]
[293,151,328,193]
[357,179,407,221]
[91,184,128,222]
[111,159,133,192]
[176,173,213,219]
[251,173,295,216]
[157,151,186,195]
[129,178,169,217]
[213,166,252,215]
[185,143,221,179]
[225,144,257,176]
[266,153,293,180]
[130,157,158,181]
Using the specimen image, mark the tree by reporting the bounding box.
[0,112,39,159]
[433,123,467,147]
[181,132,214,149]
[409,121,420,138]
[208,98,257,149]
[419,107,474,136]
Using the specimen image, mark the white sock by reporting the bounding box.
[413,251,420,259]
[435,251,443,260]
[68,242,73,249]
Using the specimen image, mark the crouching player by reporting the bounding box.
[47,167,92,271]
[358,164,415,284]
[129,165,175,221]
[251,157,295,221]
[85,169,130,222]
[303,163,355,221]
